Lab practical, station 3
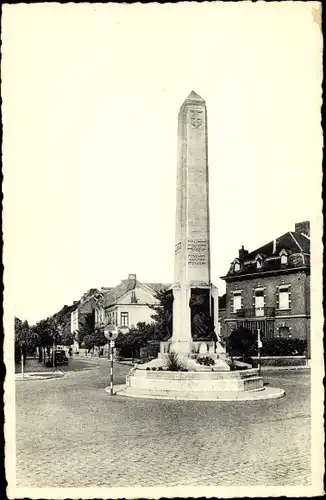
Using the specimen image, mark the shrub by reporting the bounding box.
[152,367,157,371]
[146,367,150,371]
[261,338,307,356]
[165,352,186,371]
[197,356,215,366]
[226,327,257,358]
[227,329,307,358]
[158,366,163,371]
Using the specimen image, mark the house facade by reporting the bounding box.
[220,221,310,354]
[94,274,171,333]
[70,288,102,351]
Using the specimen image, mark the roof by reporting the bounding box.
[245,231,310,260]
[222,229,310,280]
[103,278,171,308]
[144,283,171,293]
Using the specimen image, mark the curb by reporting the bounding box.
[15,371,65,381]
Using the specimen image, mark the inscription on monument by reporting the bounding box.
[187,239,208,266]
[190,110,203,129]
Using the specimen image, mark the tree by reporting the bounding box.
[148,289,173,341]
[31,317,62,363]
[115,290,173,359]
[15,317,40,364]
[93,328,107,348]
[82,327,107,352]
[226,327,257,361]
[76,312,95,346]
[60,331,74,346]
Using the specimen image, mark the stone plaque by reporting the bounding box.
[187,239,208,266]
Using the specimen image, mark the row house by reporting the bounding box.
[220,221,310,354]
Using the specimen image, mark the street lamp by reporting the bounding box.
[257,328,263,376]
[104,323,119,396]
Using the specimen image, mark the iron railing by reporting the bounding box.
[235,307,275,318]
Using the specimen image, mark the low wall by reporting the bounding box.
[250,356,307,367]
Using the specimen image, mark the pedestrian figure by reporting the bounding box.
[69,347,73,358]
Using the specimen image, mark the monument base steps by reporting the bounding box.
[109,364,285,401]
[112,384,285,402]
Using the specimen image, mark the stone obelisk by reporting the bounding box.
[171,91,217,354]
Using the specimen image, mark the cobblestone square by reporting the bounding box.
[14,359,311,488]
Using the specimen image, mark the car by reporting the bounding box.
[54,349,69,365]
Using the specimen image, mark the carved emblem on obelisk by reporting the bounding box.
[190,109,203,128]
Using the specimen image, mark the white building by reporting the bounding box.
[95,274,170,333]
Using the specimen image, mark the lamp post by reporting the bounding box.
[257,329,263,376]
[104,324,119,396]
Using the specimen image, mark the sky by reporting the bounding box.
[3,3,322,325]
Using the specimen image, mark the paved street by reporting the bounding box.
[15,359,311,487]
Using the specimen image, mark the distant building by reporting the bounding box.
[220,221,310,354]
[94,274,171,333]
[70,289,102,351]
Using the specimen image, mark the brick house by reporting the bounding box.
[220,221,310,355]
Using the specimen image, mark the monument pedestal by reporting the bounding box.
[114,365,285,401]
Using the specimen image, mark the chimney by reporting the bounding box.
[127,273,137,291]
[295,221,310,237]
[238,246,249,261]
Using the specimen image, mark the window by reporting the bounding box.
[281,254,288,265]
[234,262,240,272]
[256,259,262,269]
[121,312,129,327]
[233,292,242,312]
[279,286,290,309]
[254,289,265,316]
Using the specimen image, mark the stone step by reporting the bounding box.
[112,384,285,401]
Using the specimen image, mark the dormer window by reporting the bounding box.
[234,262,240,272]
[254,253,263,269]
[281,254,288,265]
[280,250,288,265]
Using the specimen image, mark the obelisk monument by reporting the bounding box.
[171,91,218,354]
